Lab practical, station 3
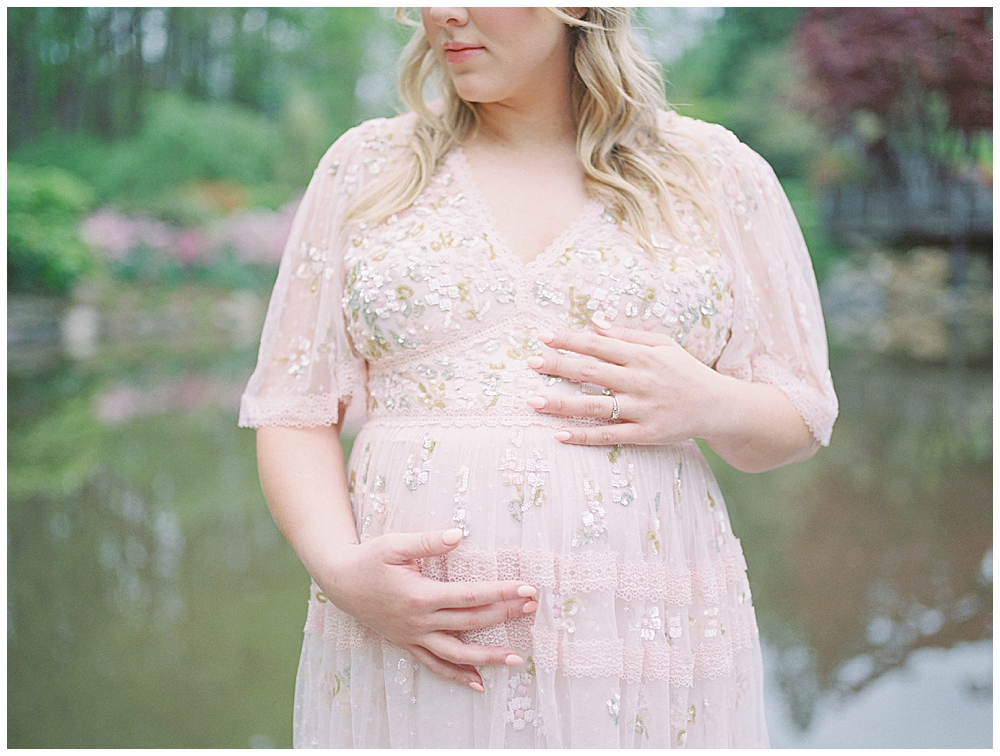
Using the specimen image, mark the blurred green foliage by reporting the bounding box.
[103,95,285,202]
[779,179,843,283]
[8,8,402,217]
[7,8,400,147]
[8,163,96,292]
[13,96,289,216]
[104,247,279,291]
[666,8,826,180]
[194,250,280,291]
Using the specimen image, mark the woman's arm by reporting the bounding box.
[524,321,817,473]
[695,366,818,472]
[256,424,538,690]
[256,424,362,569]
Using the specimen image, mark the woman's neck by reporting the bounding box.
[472,101,577,152]
[467,59,577,152]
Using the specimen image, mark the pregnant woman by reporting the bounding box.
[240,8,838,748]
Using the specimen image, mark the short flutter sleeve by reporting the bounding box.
[238,129,367,428]
[710,134,838,446]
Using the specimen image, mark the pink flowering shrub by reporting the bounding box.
[79,199,300,280]
[80,207,174,262]
[208,203,297,265]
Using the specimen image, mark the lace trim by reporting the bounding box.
[416,546,748,605]
[529,627,754,685]
[238,387,357,428]
[302,545,757,684]
[303,601,756,686]
[306,599,381,648]
[304,544,750,607]
[462,614,535,650]
[752,357,837,446]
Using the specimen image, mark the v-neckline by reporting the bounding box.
[448,146,602,271]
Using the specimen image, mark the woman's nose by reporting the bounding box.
[425,7,469,27]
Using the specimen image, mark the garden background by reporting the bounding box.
[7,8,993,748]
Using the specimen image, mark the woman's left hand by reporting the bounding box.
[525,317,726,446]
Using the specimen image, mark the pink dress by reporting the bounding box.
[239,111,838,748]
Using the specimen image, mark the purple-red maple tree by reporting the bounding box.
[797,8,991,157]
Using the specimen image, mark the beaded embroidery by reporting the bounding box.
[571,477,607,547]
[452,466,471,537]
[504,672,542,731]
[403,433,435,491]
[499,428,550,522]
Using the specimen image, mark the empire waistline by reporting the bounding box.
[358,308,564,375]
[362,407,605,429]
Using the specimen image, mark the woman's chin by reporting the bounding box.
[446,77,503,107]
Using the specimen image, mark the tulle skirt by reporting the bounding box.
[294,420,770,748]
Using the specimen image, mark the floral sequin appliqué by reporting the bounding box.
[499,428,550,522]
[505,671,542,731]
[571,477,606,547]
[403,433,436,491]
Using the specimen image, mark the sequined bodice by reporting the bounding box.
[341,149,734,425]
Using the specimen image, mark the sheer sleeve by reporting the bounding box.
[711,135,838,446]
[238,130,367,428]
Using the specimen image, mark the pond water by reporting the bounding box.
[7,310,992,748]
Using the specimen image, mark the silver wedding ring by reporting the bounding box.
[610,394,620,422]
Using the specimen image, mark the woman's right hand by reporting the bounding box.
[315,527,538,690]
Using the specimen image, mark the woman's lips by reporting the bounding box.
[443,44,483,64]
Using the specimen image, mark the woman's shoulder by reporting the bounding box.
[315,112,419,174]
[656,109,769,176]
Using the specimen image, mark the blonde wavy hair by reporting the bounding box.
[349,8,712,249]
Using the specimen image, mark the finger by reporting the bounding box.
[553,423,649,446]
[433,597,538,633]
[407,644,483,687]
[537,328,635,366]
[592,319,677,348]
[424,633,524,668]
[527,393,634,421]
[381,528,464,565]
[526,351,629,388]
[431,580,536,610]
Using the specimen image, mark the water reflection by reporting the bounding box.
[765,639,992,748]
[7,341,992,747]
[712,351,992,744]
[8,359,308,748]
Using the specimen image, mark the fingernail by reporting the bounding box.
[592,313,609,327]
[516,585,537,598]
[526,356,544,369]
[526,396,546,410]
[554,431,572,442]
[505,654,524,666]
[442,528,464,545]
[522,600,539,614]
[537,331,555,344]
[469,681,485,693]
